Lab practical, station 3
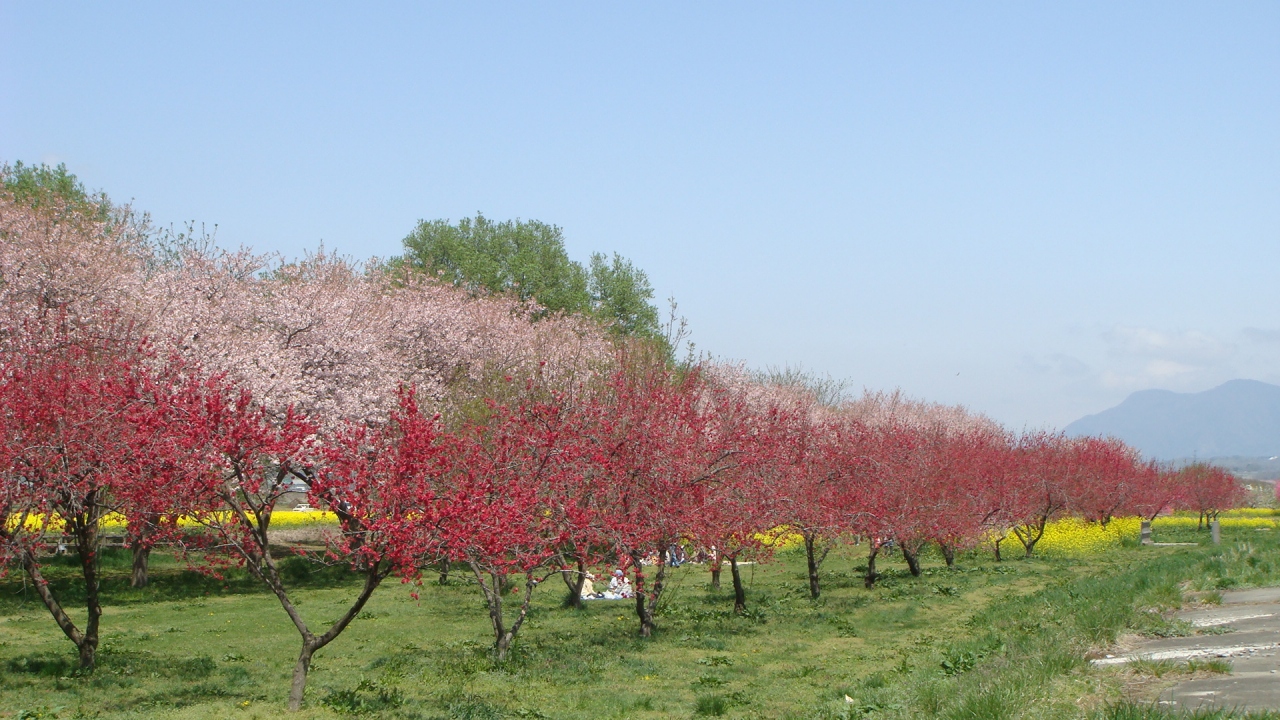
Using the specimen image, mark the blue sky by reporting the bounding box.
[3,3,1277,428]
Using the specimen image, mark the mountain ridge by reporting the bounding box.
[1064,379,1280,460]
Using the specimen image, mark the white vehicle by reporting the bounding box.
[292,503,313,512]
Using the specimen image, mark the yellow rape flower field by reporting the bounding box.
[15,511,1271,555]
[1026,517,1141,556]
[7,509,340,534]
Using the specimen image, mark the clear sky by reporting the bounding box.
[3,3,1277,429]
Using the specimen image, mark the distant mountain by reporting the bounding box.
[1064,379,1280,461]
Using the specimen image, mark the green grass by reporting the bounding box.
[0,523,1276,719]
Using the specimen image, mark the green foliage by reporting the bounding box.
[587,251,660,339]
[399,213,664,341]
[401,214,591,316]
[1,161,104,215]
[321,678,404,715]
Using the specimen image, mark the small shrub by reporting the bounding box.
[940,650,978,675]
[444,694,505,720]
[694,694,729,716]
[1185,658,1232,674]
[322,678,404,715]
[7,655,74,677]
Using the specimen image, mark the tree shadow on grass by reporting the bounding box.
[0,550,366,613]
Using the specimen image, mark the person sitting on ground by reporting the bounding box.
[671,543,688,566]
[604,569,633,599]
[580,571,600,600]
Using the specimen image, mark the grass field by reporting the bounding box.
[2,521,1279,719]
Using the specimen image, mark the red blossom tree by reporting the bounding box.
[0,318,176,669]
[1064,437,1144,527]
[172,380,430,710]
[819,418,886,588]
[1130,463,1180,523]
[581,353,742,636]
[924,428,1010,568]
[1175,463,1246,529]
[696,403,796,614]
[436,392,594,660]
[1005,432,1073,558]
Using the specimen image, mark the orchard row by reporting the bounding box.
[0,177,1244,710]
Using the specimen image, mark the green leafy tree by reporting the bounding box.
[400,214,665,342]
[1,161,109,219]
[2,161,153,260]
[401,214,591,317]
[588,252,660,340]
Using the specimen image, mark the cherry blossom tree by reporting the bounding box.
[0,189,149,333]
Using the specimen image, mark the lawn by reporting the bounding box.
[1,521,1278,719]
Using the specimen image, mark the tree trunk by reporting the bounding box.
[940,543,956,568]
[466,563,540,662]
[560,557,586,610]
[1012,519,1046,558]
[222,469,388,712]
[729,556,746,614]
[127,513,159,590]
[280,569,383,710]
[257,559,385,711]
[75,517,102,670]
[902,545,922,576]
[495,632,513,661]
[632,547,668,637]
[474,564,509,658]
[864,544,880,588]
[804,533,824,599]
[495,582,534,663]
[131,545,151,589]
[288,642,317,711]
[993,536,1003,562]
[22,513,106,671]
[22,553,90,666]
[437,558,449,585]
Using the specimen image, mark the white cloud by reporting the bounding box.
[1021,352,1090,378]
[1102,326,1234,364]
